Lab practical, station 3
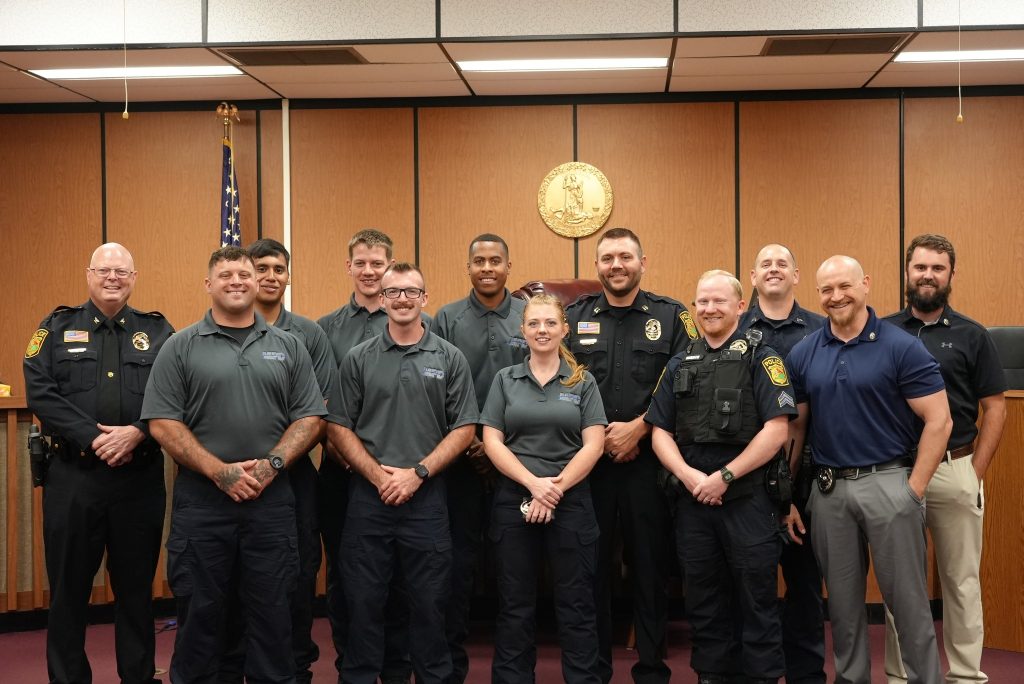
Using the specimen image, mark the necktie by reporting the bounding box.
[96,319,121,426]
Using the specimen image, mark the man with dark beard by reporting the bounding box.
[882,234,1006,684]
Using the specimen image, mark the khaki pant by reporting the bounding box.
[885,453,986,683]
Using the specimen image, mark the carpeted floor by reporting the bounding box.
[3,616,1021,682]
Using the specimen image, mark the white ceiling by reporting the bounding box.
[0,31,1022,104]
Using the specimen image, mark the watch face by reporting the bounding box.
[721,467,734,483]
[415,464,429,479]
[270,455,285,471]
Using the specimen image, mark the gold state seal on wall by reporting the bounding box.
[538,162,613,238]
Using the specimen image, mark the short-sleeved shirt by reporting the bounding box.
[24,300,174,449]
[884,305,1007,449]
[566,289,698,423]
[480,358,608,477]
[276,307,334,401]
[327,325,479,468]
[646,328,798,473]
[787,307,945,468]
[739,300,826,360]
[141,310,327,504]
[318,294,432,368]
[430,289,528,411]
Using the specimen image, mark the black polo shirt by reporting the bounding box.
[739,300,826,359]
[25,300,174,449]
[141,311,327,504]
[646,329,797,473]
[430,289,528,411]
[884,305,1007,449]
[566,289,697,423]
[327,326,479,469]
[480,359,607,477]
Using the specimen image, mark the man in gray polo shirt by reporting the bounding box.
[429,233,527,682]
[327,262,478,684]
[142,246,326,684]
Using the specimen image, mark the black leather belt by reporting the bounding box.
[833,456,914,480]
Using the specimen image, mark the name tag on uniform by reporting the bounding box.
[579,338,597,346]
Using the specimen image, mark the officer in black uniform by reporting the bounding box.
[565,227,698,684]
[24,242,173,684]
[429,233,528,683]
[739,244,826,684]
[647,270,797,684]
[217,239,336,683]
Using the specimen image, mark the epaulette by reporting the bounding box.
[643,291,685,308]
[137,309,168,319]
[567,291,599,310]
[43,304,83,325]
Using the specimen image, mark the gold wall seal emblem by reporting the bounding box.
[538,162,613,238]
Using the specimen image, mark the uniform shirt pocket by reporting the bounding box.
[54,347,99,393]
[123,351,155,395]
[570,338,609,378]
[630,338,671,384]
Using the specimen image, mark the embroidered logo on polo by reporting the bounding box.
[507,337,528,349]
[558,392,581,405]
[262,351,286,361]
[422,368,445,380]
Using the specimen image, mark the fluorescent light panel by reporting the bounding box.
[895,48,1024,63]
[30,65,242,80]
[458,57,667,72]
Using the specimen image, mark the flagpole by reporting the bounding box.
[217,102,241,248]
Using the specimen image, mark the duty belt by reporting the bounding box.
[944,441,975,462]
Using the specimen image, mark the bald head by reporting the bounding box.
[90,242,135,271]
[86,242,137,318]
[816,255,863,283]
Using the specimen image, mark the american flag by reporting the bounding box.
[220,136,240,247]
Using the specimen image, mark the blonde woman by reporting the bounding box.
[481,294,607,683]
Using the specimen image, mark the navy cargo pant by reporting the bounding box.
[167,496,298,684]
[490,479,601,684]
[341,475,453,684]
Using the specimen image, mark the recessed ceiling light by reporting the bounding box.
[894,48,1024,63]
[29,65,243,80]
[457,58,667,72]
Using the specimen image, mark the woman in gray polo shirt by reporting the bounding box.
[481,294,607,684]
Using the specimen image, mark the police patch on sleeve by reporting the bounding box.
[25,329,48,358]
[761,356,789,387]
[680,311,699,340]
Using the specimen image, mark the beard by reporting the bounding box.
[598,270,642,298]
[906,279,951,314]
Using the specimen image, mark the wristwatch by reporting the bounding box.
[414,463,430,480]
[719,466,735,484]
[268,454,285,471]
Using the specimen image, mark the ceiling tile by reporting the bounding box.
[277,80,470,99]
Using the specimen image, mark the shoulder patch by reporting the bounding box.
[761,356,789,387]
[680,311,699,340]
[25,329,48,358]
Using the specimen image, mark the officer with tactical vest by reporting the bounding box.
[647,270,797,684]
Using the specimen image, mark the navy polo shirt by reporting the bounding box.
[786,307,945,468]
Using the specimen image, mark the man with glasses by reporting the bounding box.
[24,243,174,684]
[327,263,478,684]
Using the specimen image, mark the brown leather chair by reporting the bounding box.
[511,279,602,307]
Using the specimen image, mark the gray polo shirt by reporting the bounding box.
[276,307,334,401]
[142,310,327,504]
[318,294,432,369]
[480,359,608,478]
[327,325,479,468]
[430,289,528,411]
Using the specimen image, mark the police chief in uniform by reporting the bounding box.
[739,244,827,684]
[142,247,326,684]
[882,234,1007,684]
[216,239,336,683]
[481,294,606,684]
[24,243,173,684]
[316,229,418,684]
[429,233,528,682]
[786,255,950,684]
[565,227,697,684]
[648,270,796,684]
[326,263,478,684]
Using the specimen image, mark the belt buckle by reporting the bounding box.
[816,467,835,494]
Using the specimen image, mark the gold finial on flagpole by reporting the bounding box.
[216,102,239,137]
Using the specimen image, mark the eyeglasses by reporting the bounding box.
[381,287,424,299]
[88,267,135,279]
